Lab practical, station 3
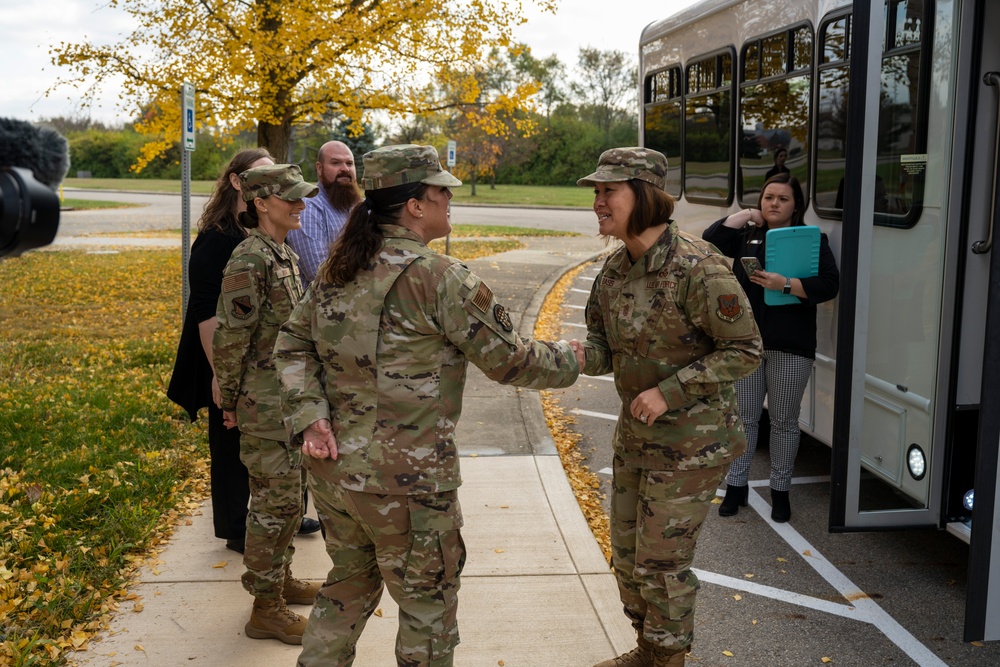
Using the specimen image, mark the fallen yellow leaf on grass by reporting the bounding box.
[212,561,228,569]
[722,650,734,657]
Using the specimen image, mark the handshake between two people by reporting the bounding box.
[568,339,667,427]
[297,339,669,461]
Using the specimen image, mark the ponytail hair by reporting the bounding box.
[237,203,262,229]
[321,182,428,285]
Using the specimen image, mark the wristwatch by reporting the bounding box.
[783,277,792,295]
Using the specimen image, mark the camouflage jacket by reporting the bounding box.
[274,224,580,495]
[581,221,762,470]
[214,228,304,440]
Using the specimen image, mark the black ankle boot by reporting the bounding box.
[770,488,791,522]
[719,485,748,517]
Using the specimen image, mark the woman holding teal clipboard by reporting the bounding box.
[703,173,839,522]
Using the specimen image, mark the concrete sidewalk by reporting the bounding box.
[71,234,636,666]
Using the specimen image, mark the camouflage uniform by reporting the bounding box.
[577,148,762,657]
[274,144,580,667]
[214,165,317,602]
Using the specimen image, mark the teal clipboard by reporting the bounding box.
[764,226,820,306]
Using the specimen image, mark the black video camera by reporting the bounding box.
[0,118,69,259]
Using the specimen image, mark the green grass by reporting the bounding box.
[450,184,592,208]
[62,198,140,211]
[96,224,578,239]
[63,178,593,208]
[63,177,217,195]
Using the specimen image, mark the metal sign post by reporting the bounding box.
[181,82,195,317]
[445,140,456,255]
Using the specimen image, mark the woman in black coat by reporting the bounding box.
[703,173,839,522]
[168,147,273,552]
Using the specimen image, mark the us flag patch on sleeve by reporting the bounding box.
[222,271,251,293]
[471,281,493,312]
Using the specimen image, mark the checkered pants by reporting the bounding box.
[725,349,814,491]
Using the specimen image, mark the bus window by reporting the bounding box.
[739,25,813,206]
[814,1,928,227]
[643,66,683,197]
[685,50,735,204]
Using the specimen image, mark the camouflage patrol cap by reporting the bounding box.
[576,147,668,190]
[361,144,462,190]
[239,164,319,202]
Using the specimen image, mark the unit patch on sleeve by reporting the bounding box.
[493,303,513,332]
[715,293,743,322]
[231,295,255,320]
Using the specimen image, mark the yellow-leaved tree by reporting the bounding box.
[50,0,557,170]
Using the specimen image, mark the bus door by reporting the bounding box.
[830,0,1000,641]
[954,0,1000,644]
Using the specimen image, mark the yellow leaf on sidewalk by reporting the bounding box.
[821,658,833,663]
[212,561,228,569]
[374,608,384,617]
[733,594,742,601]
[723,650,734,657]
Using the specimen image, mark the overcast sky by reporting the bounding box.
[0,0,701,125]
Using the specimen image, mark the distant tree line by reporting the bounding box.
[48,46,637,189]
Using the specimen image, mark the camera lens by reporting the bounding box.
[0,166,61,258]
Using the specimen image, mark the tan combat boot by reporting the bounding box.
[283,574,321,605]
[245,597,308,645]
[593,636,653,667]
[652,648,686,667]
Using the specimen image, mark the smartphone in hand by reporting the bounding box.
[740,256,763,276]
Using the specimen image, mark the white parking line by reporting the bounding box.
[562,322,587,328]
[570,288,591,294]
[693,569,861,620]
[703,483,947,666]
[566,304,586,310]
[572,408,618,421]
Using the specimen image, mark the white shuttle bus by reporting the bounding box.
[640,0,1000,641]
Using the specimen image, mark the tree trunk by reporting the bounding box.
[258,120,292,162]
[470,169,477,196]
[490,172,496,190]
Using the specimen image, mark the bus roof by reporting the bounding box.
[640,0,743,46]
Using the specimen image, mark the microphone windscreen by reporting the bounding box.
[0,118,71,191]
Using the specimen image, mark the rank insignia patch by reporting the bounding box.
[493,303,513,332]
[231,295,255,320]
[715,293,743,322]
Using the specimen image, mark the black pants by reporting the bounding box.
[208,403,250,540]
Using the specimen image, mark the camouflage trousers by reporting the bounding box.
[297,476,465,667]
[239,434,304,599]
[610,454,725,654]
